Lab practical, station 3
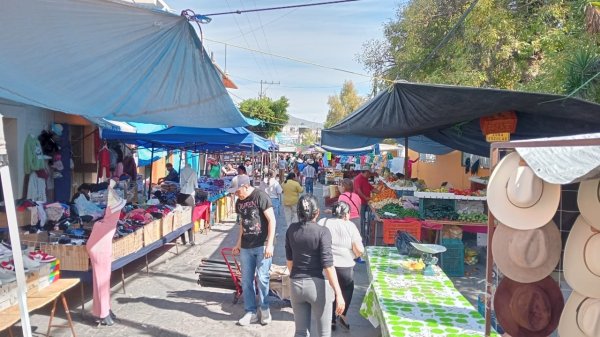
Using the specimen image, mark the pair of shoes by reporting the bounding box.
[338,315,350,330]
[237,311,259,326]
[259,308,272,325]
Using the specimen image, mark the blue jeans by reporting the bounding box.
[271,198,281,216]
[305,177,314,194]
[240,246,272,313]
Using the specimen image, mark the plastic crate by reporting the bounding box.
[440,238,464,277]
[477,294,504,334]
[382,219,421,245]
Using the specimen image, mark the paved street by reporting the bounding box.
[13,184,380,337]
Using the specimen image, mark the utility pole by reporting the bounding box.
[259,80,280,98]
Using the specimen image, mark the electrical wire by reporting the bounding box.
[203,0,360,16]
[223,8,297,43]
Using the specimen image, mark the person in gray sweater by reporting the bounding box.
[285,195,345,337]
[317,201,364,330]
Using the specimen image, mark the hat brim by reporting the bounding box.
[494,276,564,337]
[564,216,600,298]
[488,152,561,230]
[558,291,589,337]
[577,179,600,230]
[492,221,561,283]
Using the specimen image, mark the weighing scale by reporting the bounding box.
[410,243,447,276]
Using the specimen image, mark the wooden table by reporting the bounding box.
[0,278,80,337]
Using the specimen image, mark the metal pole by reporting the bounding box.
[203,151,209,176]
[251,134,255,184]
[0,122,32,337]
[404,137,409,178]
[484,147,500,337]
[178,149,183,174]
[147,146,155,200]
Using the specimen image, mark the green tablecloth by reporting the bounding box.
[360,247,498,337]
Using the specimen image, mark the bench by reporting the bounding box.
[0,278,80,337]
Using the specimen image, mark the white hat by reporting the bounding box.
[227,175,251,194]
[307,158,314,164]
[564,215,600,298]
[558,291,600,337]
[487,152,561,230]
[492,221,561,283]
[578,178,600,230]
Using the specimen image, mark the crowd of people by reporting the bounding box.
[226,155,372,337]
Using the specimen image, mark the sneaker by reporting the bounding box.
[29,250,56,263]
[1,240,26,252]
[23,253,41,270]
[260,308,272,325]
[0,267,16,283]
[237,311,259,326]
[0,244,12,258]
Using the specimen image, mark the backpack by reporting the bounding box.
[395,231,421,257]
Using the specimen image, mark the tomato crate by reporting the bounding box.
[382,219,421,245]
[440,238,464,277]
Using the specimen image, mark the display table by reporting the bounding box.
[360,247,498,337]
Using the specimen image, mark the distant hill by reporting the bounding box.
[287,115,324,129]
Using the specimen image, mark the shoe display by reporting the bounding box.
[0,260,16,283]
[1,240,27,252]
[22,253,41,270]
[259,308,272,325]
[29,250,57,263]
[0,244,12,258]
[237,311,258,326]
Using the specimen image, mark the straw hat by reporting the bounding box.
[558,291,600,337]
[494,276,564,337]
[487,152,561,230]
[578,178,600,230]
[564,215,600,298]
[492,221,561,283]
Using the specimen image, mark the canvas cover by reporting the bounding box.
[322,82,600,156]
[0,0,247,128]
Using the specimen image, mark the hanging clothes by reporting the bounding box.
[54,124,72,203]
[26,172,46,202]
[24,134,46,174]
[122,156,137,180]
[179,164,198,195]
[97,146,110,179]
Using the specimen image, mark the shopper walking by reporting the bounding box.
[230,175,276,326]
[260,170,283,216]
[318,201,364,331]
[286,195,345,337]
[301,159,317,195]
[337,178,362,230]
[282,173,303,226]
[278,155,288,183]
[353,170,373,240]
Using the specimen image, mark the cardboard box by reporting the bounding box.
[0,209,32,228]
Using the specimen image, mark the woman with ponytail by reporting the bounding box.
[318,201,364,330]
[285,195,345,337]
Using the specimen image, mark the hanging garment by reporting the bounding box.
[26,173,47,202]
[97,146,110,179]
[86,183,125,319]
[180,164,198,195]
[114,162,123,177]
[122,156,137,180]
[24,135,46,174]
[54,124,72,203]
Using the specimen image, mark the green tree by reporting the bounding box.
[300,130,317,146]
[358,0,600,102]
[324,80,365,128]
[239,96,290,138]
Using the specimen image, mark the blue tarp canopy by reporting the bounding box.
[322,82,600,156]
[0,0,248,128]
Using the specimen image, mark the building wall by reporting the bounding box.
[411,150,490,190]
[0,102,55,198]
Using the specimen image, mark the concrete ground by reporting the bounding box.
[7,183,486,337]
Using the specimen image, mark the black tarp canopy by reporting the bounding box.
[321,82,600,156]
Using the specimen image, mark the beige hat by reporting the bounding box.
[578,179,600,230]
[558,291,600,337]
[494,276,564,337]
[564,215,600,298]
[492,221,561,283]
[488,152,561,230]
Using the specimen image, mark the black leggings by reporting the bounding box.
[332,266,354,322]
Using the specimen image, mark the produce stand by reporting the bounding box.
[360,246,499,337]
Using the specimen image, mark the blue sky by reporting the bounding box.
[168,0,402,123]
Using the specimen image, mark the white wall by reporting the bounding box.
[0,102,55,198]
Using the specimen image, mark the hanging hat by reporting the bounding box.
[558,291,600,337]
[494,276,564,337]
[564,215,600,298]
[487,152,561,230]
[492,221,561,283]
[51,124,63,137]
[577,178,600,230]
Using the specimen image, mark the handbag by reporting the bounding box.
[395,231,421,257]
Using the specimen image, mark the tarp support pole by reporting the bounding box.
[404,137,409,178]
[147,146,155,200]
[178,148,183,174]
[203,151,208,176]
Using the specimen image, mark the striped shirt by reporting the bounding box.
[302,165,316,179]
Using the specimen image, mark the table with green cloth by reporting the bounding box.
[360,246,499,337]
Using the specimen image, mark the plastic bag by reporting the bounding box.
[395,231,421,257]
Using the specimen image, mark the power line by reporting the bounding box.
[203,0,360,16]
[223,9,297,43]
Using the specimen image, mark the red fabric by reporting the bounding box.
[406,158,418,179]
[193,202,211,223]
[353,174,373,203]
[97,147,110,179]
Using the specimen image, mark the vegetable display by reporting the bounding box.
[423,204,458,221]
[457,212,488,223]
[376,204,420,219]
[371,184,397,202]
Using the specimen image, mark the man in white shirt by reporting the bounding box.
[278,155,287,183]
[301,159,317,195]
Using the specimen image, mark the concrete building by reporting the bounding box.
[276,115,323,148]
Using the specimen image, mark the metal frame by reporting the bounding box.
[484,136,600,336]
